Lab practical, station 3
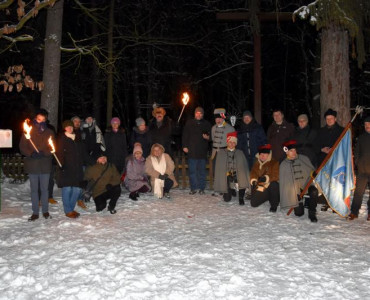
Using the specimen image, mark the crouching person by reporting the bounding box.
[214,132,250,205]
[84,156,121,214]
[279,140,319,222]
[250,144,280,212]
[145,143,178,199]
[124,143,151,200]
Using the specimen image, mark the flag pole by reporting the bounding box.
[287,106,363,216]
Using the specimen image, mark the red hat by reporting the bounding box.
[258,144,272,154]
[226,131,238,143]
[283,140,297,152]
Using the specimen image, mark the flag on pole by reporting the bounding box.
[314,127,355,217]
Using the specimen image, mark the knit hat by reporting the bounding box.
[226,131,238,144]
[283,140,297,152]
[111,117,121,125]
[258,144,272,154]
[152,107,166,117]
[324,108,337,118]
[214,108,226,119]
[243,110,253,118]
[297,114,308,122]
[133,144,143,154]
[195,107,204,114]
[62,120,74,129]
[135,117,146,127]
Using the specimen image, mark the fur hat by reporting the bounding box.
[135,117,145,127]
[226,131,238,144]
[214,108,226,119]
[152,107,166,117]
[62,120,74,129]
[297,114,308,122]
[133,144,143,154]
[195,107,204,114]
[111,117,121,125]
[258,144,272,154]
[283,140,297,152]
[324,108,337,118]
[242,110,253,118]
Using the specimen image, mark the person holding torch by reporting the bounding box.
[19,109,55,221]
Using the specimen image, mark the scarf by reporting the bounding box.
[65,132,76,141]
[150,154,167,198]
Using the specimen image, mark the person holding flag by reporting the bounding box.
[348,116,370,221]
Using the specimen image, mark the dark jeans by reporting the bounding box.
[188,158,207,191]
[29,173,50,214]
[250,181,280,210]
[351,174,370,215]
[94,184,121,212]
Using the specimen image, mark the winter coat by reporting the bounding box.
[314,123,344,165]
[267,120,295,162]
[145,151,178,189]
[19,123,54,174]
[211,122,235,159]
[354,131,370,175]
[182,118,212,159]
[291,125,318,167]
[104,127,128,173]
[130,126,151,158]
[214,148,250,193]
[56,133,86,188]
[124,156,151,192]
[84,163,121,198]
[148,116,174,156]
[250,152,279,189]
[81,123,106,163]
[237,120,267,168]
[279,154,314,209]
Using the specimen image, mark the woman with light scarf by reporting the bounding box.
[145,143,178,199]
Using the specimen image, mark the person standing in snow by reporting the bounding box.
[130,117,151,158]
[81,115,106,164]
[348,116,370,221]
[213,132,250,205]
[250,144,280,212]
[237,110,267,170]
[124,143,151,200]
[84,156,121,214]
[182,107,212,195]
[267,108,295,162]
[104,117,128,174]
[19,109,55,221]
[279,140,319,222]
[145,143,178,199]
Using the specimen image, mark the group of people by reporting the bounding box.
[19,106,370,223]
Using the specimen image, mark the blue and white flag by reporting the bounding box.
[315,127,355,217]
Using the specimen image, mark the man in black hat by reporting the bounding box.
[348,116,370,221]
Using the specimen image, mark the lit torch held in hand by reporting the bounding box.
[23,119,39,153]
[177,92,190,123]
[48,136,62,168]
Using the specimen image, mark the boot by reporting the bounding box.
[321,204,329,211]
[367,214,370,221]
[129,192,138,201]
[109,208,117,214]
[48,198,58,204]
[269,207,277,213]
[43,212,52,219]
[309,211,318,223]
[238,189,245,205]
[77,200,88,210]
[348,213,358,221]
[294,202,304,217]
[66,211,78,218]
[28,214,39,221]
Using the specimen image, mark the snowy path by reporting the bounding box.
[0,181,369,300]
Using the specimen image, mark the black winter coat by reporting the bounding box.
[354,131,370,175]
[148,116,174,156]
[130,127,151,158]
[104,127,128,173]
[267,120,295,162]
[182,118,212,159]
[292,125,318,167]
[315,123,344,165]
[56,134,86,188]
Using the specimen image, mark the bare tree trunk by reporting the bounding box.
[106,0,115,124]
[40,0,64,129]
[320,25,350,126]
[92,0,101,125]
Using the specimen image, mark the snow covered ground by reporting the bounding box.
[0,179,369,300]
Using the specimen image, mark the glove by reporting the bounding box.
[106,184,113,191]
[258,176,266,183]
[31,151,44,158]
[158,174,166,180]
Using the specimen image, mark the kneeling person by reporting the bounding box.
[250,144,280,212]
[279,140,319,222]
[84,156,121,214]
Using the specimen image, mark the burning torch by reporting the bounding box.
[177,92,190,123]
[23,119,39,153]
[48,137,62,168]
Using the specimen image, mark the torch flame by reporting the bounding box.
[48,136,56,153]
[181,92,190,105]
[23,119,32,139]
